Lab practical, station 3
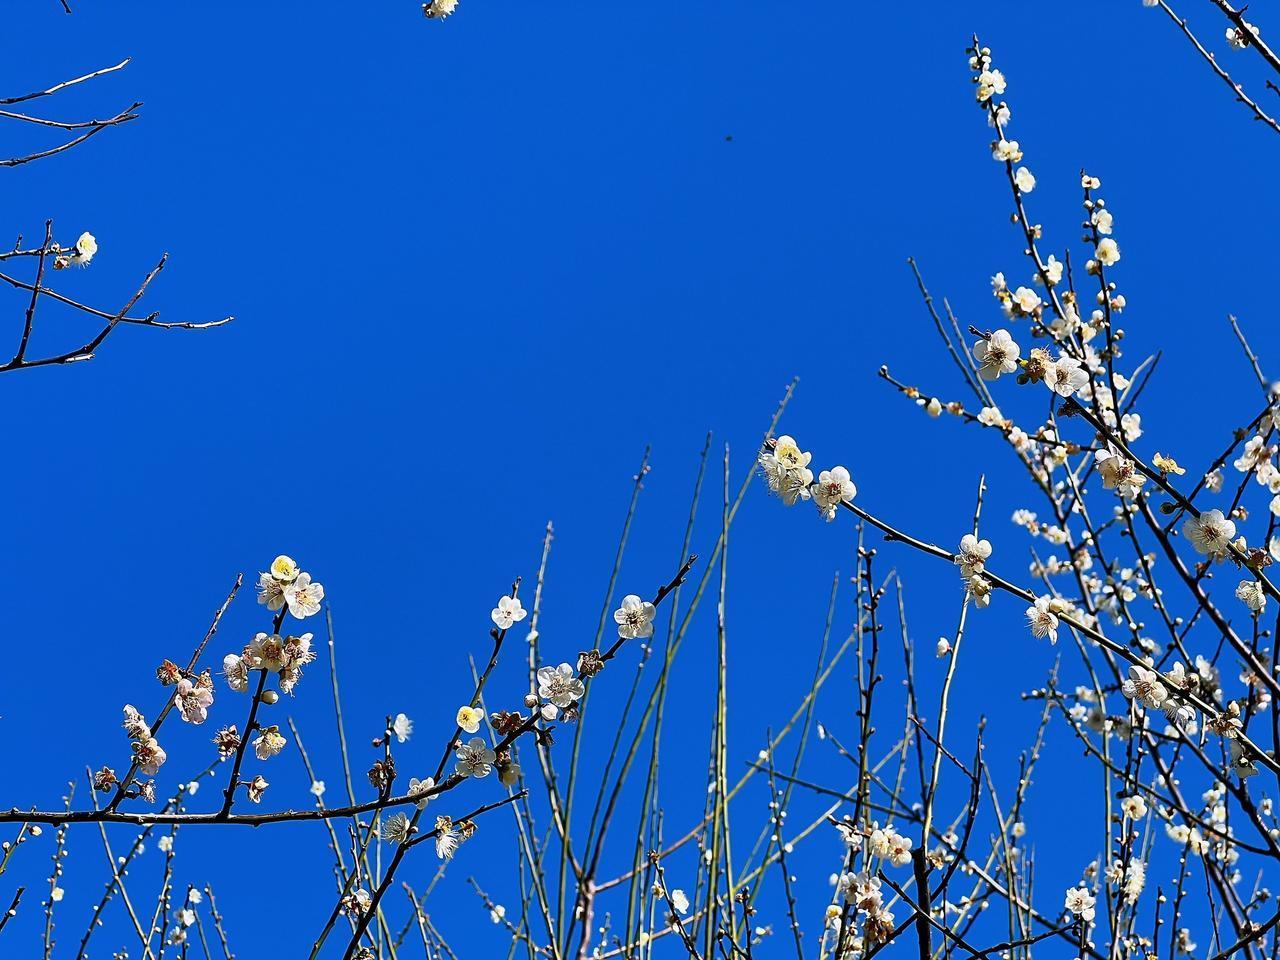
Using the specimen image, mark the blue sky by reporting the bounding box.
[4,0,1279,956]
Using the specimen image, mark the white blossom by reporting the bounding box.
[759,435,814,506]
[614,594,657,639]
[1122,664,1168,710]
[1182,509,1236,559]
[973,330,1020,380]
[455,737,496,778]
[1045,355,1088,398]
[456,705,485,734]
[1026,596,1059,644]
[812,466,856,521]
[1064,886,1096,922]
[537,663,585,720]
[955,534,992,577]
[491,595,527,630]
[1236,579,1267,614]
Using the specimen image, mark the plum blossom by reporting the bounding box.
[1229,739,1259,779]
[1013,166,1035,193]
[491,595,527,630]
[975,69,1006,101]
[973,330,1019,381]
[246,775,269,803]
[175,675,214,724]
[252,726,287,760]
[955,534,992,577]
[812,466,856,521]
[424,0,459,18]
[456,705,485,734]
[1121,794,1148,819]
[435,815,460,859]
[1064,886,1096,923]
[1237,579,1266,614]
[1096,449,1145,499]
[455,738,496,778]
[58,231,97,269]
[1045,355,1088,397]
[378,813,413,844]
[1122,664,1168,710]
[537,662,586,720]
[1026,596,1059,644]
[992,139,1022,162]
[1011,286,1041,315]
[1183,509,1236,558]
[867,824,913,868]
[409,776,436,808]
[1226,21,1259,48]
[966,574,993,608]
[1096,238,1121,267]
[283,572,324,618]
[614,594,656,639]
[760,435,813,505]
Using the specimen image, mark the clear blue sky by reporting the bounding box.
[4,1,1278,955]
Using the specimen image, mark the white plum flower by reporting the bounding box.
[973,329,1020,381]
[1012,286,1042,315]
[614,594,656,639]
[1183,509,1236,558]
[1229,739,1259,779]
[435,815,460,859]
[283,572,324,618]
[977,406,1005,427]
[1236,580,1266,614]
[409,776,436,808]
[456,705,485,734]
[378,812,413,844]
[1096,449,1145,499]
[1234,436,1271,473]
[1226,21,1259,48]
[955,534,992,577]
[491,595,527,629]
[1121,794,1148,820]
[992,139,1022,162]
[455,737,496,778]
[256,571,285,611]
[252,726,287,760]
[269,555,299,583]
[976,69,1006,102]
[759,435,814,506]
[424,0,459,18]
[1026,596,1059,644]
[1096,238,1121,267]
[1122,664,1168,710]
[1064,886,1096,923]
[1013,166,1036,193]
[966,574,993,608]
[537,663,585,720]
[393,713,414,743]
[175,677,214,724]
[812,466,857,521]
[1045,355,1089,398]
[70,231,97,267]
